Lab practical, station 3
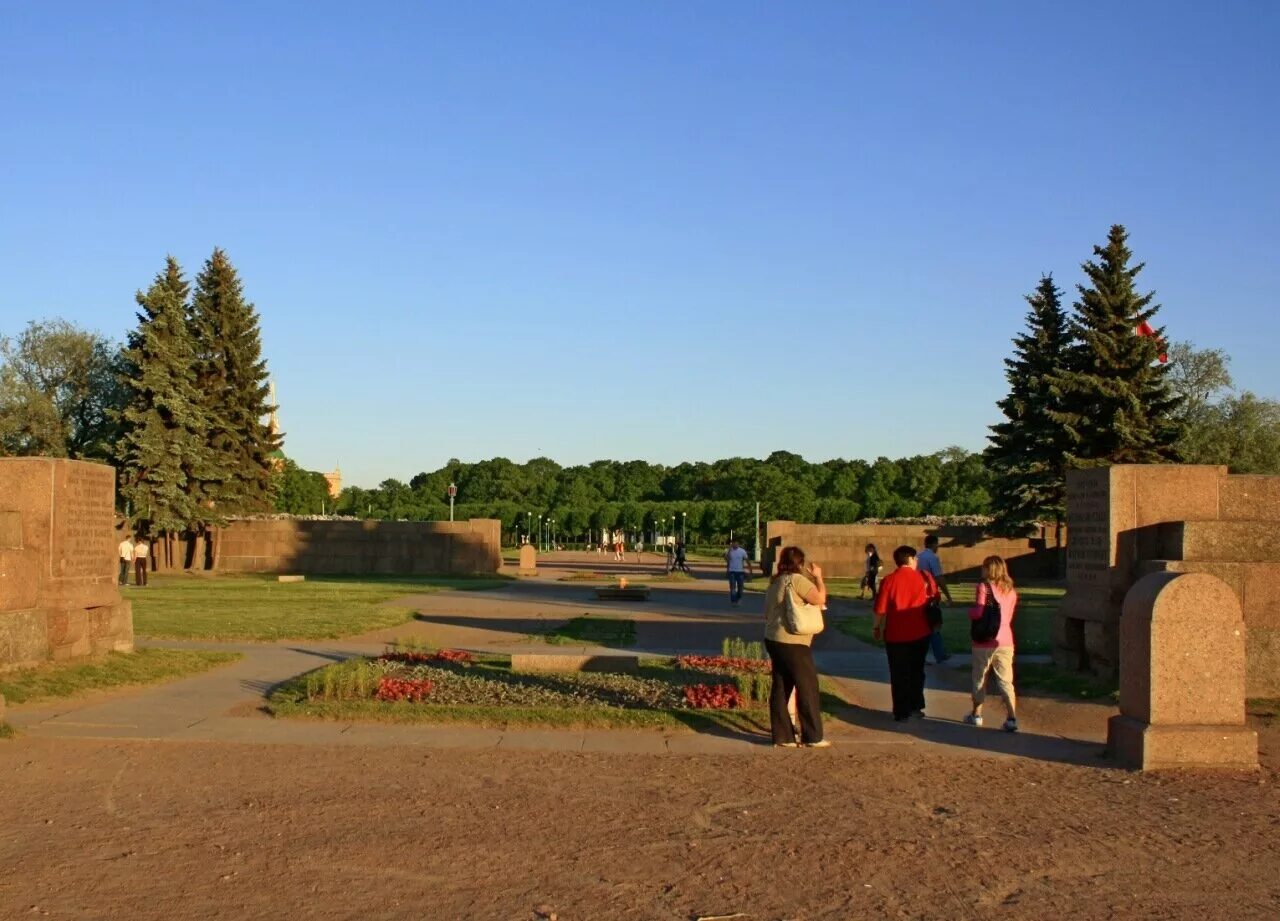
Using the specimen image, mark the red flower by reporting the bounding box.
[682,683,745,710]
[375,676,435,702]
[677,654,769,674]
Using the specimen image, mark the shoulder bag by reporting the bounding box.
[782,575,825,636]
[970,582,1002,643]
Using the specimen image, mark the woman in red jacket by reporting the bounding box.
[872,545,939,721]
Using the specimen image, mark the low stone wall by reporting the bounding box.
[156,518,502,576]
[0,458,133,669]
[763,521,1063,581]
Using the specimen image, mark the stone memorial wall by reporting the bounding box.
[1059,464,1280,696]
[0,458,133,668]
[155,517,502,576]
[763,521,1063,581]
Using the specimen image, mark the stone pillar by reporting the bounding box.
[1107,571,1257,770]
[518,543,538,576]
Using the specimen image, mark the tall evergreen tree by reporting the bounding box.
[985,274,1072,535]
[1048,225,1181,467]
[116,257,210,532]
[188,248,280,518]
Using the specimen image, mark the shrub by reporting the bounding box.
[733,672,771,703]
[722,637,765,661]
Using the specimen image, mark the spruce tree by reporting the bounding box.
[188,248,281,518]
[985,274,1072,536]
[1048,225,1182,467]
[116,257,210,533]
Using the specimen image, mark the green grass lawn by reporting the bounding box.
[0,648,241,705]
[540,615,637,647]
[268,653,848,734]
[0,722,16,739]
[126,572,511,641]
[833,581,1063,655]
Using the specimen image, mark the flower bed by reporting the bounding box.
[676,654,770,674]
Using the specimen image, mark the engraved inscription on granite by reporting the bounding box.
[51,463,116,579]
[1067,478,1111,587]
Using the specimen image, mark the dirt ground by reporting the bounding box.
[3,725,1278,921]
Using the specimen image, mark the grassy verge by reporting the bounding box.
[1011,663,1118,701]
[540,615,636,647]
[126,573,511,641]
[268,654,849,734]
[0,648,242,705]
[834,582,1063,655]
[0,722,15,740]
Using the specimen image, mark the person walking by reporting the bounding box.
[674,541,690,574]
[117,534,135,586]
[132,535,150,587]
[763,546,829,748]
[724,538,752,605]
[872,545,939,722]
[859,543,881,600]
[634,538,644,563]
[916,534,953,663]
[965,555,1020,732]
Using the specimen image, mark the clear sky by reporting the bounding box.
[2,1,1277,488]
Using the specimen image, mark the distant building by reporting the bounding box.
[323,465,342,499]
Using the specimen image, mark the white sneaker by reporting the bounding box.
[774,741,799,748]
[964,713,984,727]
[804,740,832,748]
[1002,718,1019,733]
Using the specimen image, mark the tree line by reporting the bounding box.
[331,447,995,545]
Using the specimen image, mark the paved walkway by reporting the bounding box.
[6,554,1114,764]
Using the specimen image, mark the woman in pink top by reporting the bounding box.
[964,556,1019,732]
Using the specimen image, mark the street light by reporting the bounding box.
[538,514,544,552]
[526,511,532,546]
[681,510,686,546]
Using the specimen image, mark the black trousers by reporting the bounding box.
[134,558,148,587]
[765,639,823,744]
[119,559,130,585]
[885,637,930,719]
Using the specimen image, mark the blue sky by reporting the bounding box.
[2,1,1277,487]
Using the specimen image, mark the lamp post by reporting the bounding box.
[538,515,544,552]
[526,511,532,545]
[447,483,457,522]
[681,510,686,546]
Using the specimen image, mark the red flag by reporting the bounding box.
[1135,321,1168,363]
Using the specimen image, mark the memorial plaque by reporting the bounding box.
[1066,472,1112,588]
[51,462,116,580]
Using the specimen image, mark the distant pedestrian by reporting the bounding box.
[916,535,953,664]
[872,545,940,722]
[133,536,150,587]
[614,536,624,561]
[724,538,752,605]
[859,544,881,600]
[664,542,675,573]
[965,556,1020,732]
[674,541,690,574]
[117,534,134,586]
[635,539,644,563]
